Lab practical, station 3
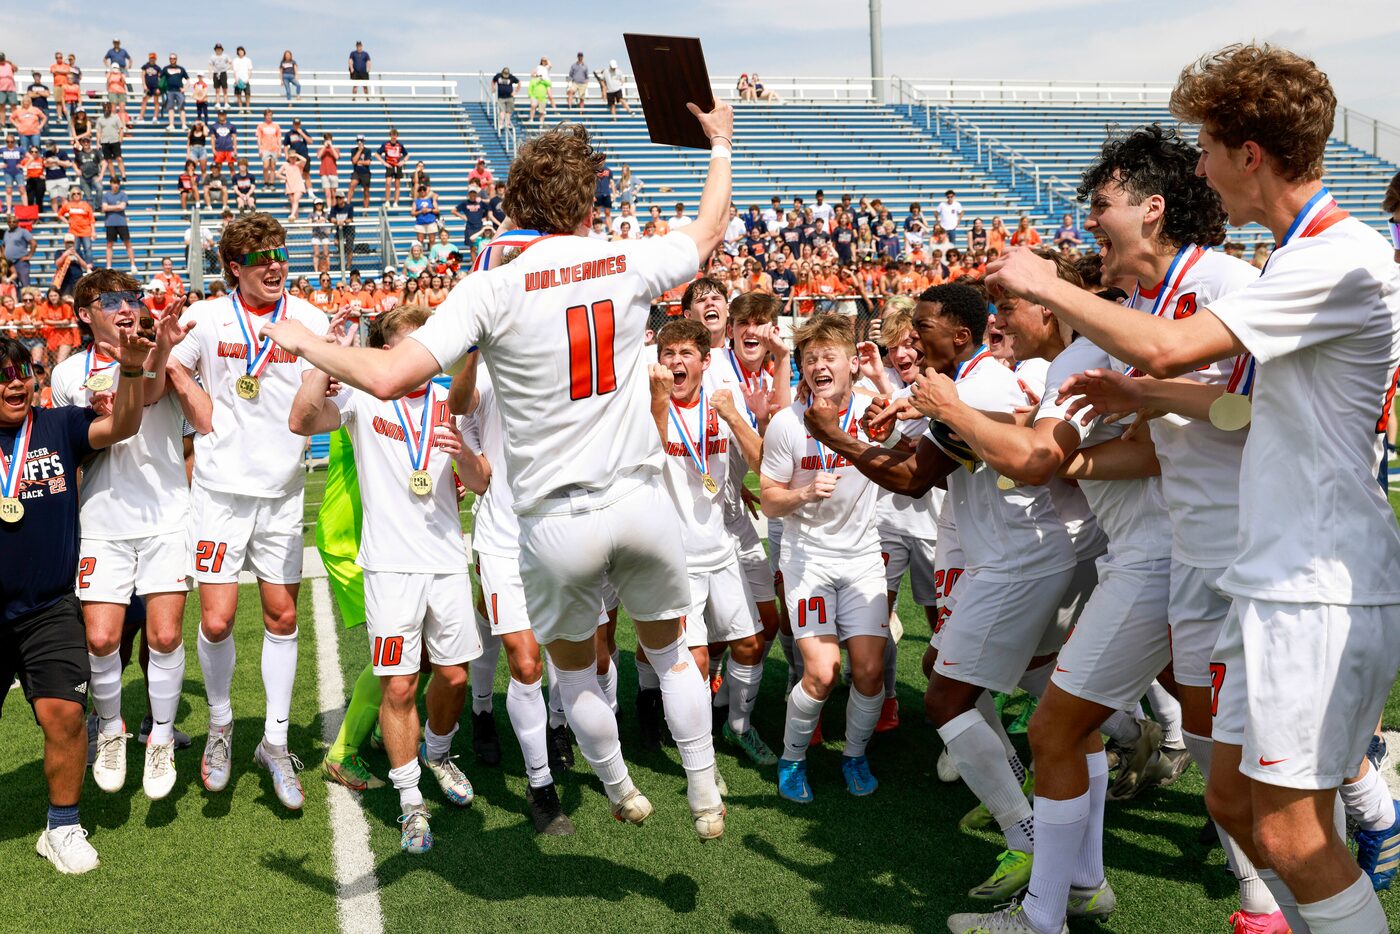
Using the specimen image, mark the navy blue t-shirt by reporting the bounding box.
[595,167,613,200]
[349,50,371,73]
[454,199,486,236]
[0,405,98,623]
[141,62,161,91]
[770,269,795,299]
[163,65,189,91]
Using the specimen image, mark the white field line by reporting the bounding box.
[312,577,385,934]
[1381,731,1400,798]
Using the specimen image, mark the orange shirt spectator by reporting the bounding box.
[63,83,80,106]
[310,286,334,311]
[660,283,687,317]
[22,151,44,179]
[50,59,72,89]
[38,296,79,349]
[988,226,1007,255]
[790,281,817,317]
[57,197,95,238]
[153,266,186,297]
[1010,223,1041,247]
[106,69,125,97]
[14,107,45,140]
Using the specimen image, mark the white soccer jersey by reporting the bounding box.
[658,392,739,572]
[51,352,189,540]
[1130,248,1261,568]
[464,366,520,559]
[873,368,942,540]
[1210,214,1400,604]
[705,345,764,506]
[170,292,328,497]
[1036,338,1171,565]
[331,384,469,574]
[937,353,1076,582]
[762,393,880,560]
[410,231,700,515]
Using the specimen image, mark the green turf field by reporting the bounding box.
[1,479,1398,933]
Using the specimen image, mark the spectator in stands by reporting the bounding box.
[567,53,590,111]
[750,74,779,102]
[528,58,552,125]
[610,202,640,239]
[104,65,127,120]
[876,221,900,260]
[68,107,92,149]
[330,191,355,261]
[408,161,434,200]
[40,279,81,359]
[10,95,45,152]
[598,61,630,116]
[187,120,209,173]
[376,128,408,208]
[0,54,17,126]
[101,176,134,271]
[192,72,210,124]
[451,188,486,251]
[49,53,71,121]
[284,117,313,185]
[162,54,189,132]
[281,150,307,220]
[58,187,94,267]
[669,202,692,229]
[13,289,43,361]
[255,109,281,189]
[428,228,454,268]
[349,42,372,98]
[811,190,834,225]
[1,135,19,211]
[400,274,425,308]
[467,158,492,188]
[232,157,256,211]
[492,67,519,125]
[4,215,35,288]
[26,72,50,120]
[1250,243,1270,269]
[1053,213,1081,251]
[318,133,340,204]
[1009,213,1041,246]
[309,200,331,272]
[987,215,1008,254]
[43,144,74,216]
[210,109,236,171]
[736,74,756,102]
[1222,241,1244,259]
[613,163,641,211]
[646,205,668,237]
[934,189,963,232]
[176,159,200,211]
[967,217,988,253]
[60,55,82,119]
[280,50,302,100]
[204,164,227,209]
[209,43,232,109]
[71,137,101,206]
[153,257,184,297]
[137,53,160,123]
[410,184,440,244]
[21,147,44,211]
[103,40,130,74]
[232,47,253,111]
[348,135,371,208]
[403,241,428,277]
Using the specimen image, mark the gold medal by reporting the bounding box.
[996,474,1016,491]
[235,375,260,400]
[0,496,22,523]
[409,470,434,496]
[702,473,719,495]
[84,372,114,393]
[1208,393,1252,432]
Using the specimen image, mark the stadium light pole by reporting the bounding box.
[870,0,884,102]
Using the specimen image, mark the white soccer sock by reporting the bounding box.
[1017,660,1054,698]
[261,628,298,747]
[974,690,1025,781]
[713,652,731,707]
[1298,871,1387,934]
[782,682,825,762]
[1073,750,1109,888]
[552,663,631,802]
[1259,868,1310,933]
[1022,790,1091,933]
[635,657,660,691]
[939,708,1034,852]
[843,687,884,758]
[882,635,897,698]
[1100,709,1141,746]
[469,616,500,715]
[506,677,552,789]
[89,650,124,734]
[725,658,764,735]
[544,656,568,728]
[1340,765,1396,832]
[598,649,620,714]
[424,722,456,763]
[198,628,236,727]
[1144,680,1185,749]
[389,759,423,810]
[1183,730,1278,914]
[649,635,720,812]
[146,643,185,747]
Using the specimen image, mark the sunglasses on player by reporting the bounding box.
[96,290,143,313]
[238,247,289,267]
[1,361,33,382]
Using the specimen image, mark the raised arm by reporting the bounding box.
[262,316,441,400]
[805,394,953,497]
[678,101,734,261]
[88,329,155,449]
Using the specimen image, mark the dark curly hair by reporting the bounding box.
[504,124,604,234]
[917,283,988,346]
[1076,123,1227,249]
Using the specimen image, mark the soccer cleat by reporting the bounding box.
[1368,733,1389,773]
[777,757,814,804]
[1354,800,1400,890]
[323,754,384,791]
[1106,718,1163,801]
[253,740,305,810]
[937,747,962,783]
[142,741,177,800]
[1199,817,1219,846]
[35,825,100,875]
[723,722,778,766]
[137,714,192,749]
[1066,879,1116,918]
[810,715,825,747]
[610,787,653,825]
[875,696,900,733]
[201,722,234,792]
[947,902,1066,934]
[1140,745,1192,789]
[1228,910,1290,933]
[962,770,1034,831]
[693,804,726,840]
[91,724,131,793]
[418,742,475,807]
[472,710,502,766]
[525,783,575,836]
[842,754,879,796]
[636,688,665,751]
[547,724,575,775]
[968,849,1034,901]
[1007,696,1037,735]
[398,805,433,854]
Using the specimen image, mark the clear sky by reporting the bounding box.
[3,1,1396,133]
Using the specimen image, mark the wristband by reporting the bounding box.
[709,135,731,147]
[710,145,732,161]
[142,370,158,379]
[120,368,143,378]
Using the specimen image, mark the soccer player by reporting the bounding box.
[760,314,889,802]
[169,213,329,811]
[989,44,1400,934]
[648,318,772,764]
[52,271,206,802]
[262,105,737,839]
[289,306,486,853]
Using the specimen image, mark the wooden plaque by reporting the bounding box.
[622,34,716,150]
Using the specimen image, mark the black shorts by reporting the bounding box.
[0,594,91,719]
[607,90,623,105]
[595,194,613,210]
[100,142,122,160]
[353,168,371,183]
[384,165,403,180]
[106,225,130,243]
[351,70,369,81]
[213,72,228,90]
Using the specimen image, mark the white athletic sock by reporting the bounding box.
[1259,868,1309,933]
[146,644,185,746]
[506,677,552,788]
[469,617,499,715]
[713,652,731,707]
[782,682,825,762]
[1340,765,1395,832]
[1297,871,1387,934]
[1100,709,1141,746]
[974,690,1025,781]
[552,664,631,802]
[843,687,884,758]
[649,635,720,812]
[424,722,456,763]
[1017,660,1054,698]
[198,629,236,727]
[1183,731,1279,914]
[882,635,897,698]
[89,650,124,734]
[635,657,660,691]
[1022,790,1091,933]
[1144,680,1185,749]
[544,656,567,728]
[939,708,1034,852]
[261,628,298,747]
[725,658,764,735]
[598,649,620,714]
[1073,750,1109,888]
[389,759,423,810]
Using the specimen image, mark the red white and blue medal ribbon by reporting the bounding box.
[0,408,33,519]
[954,345,992,382]
[83,348,118,391]
[812,394,855,471]
[231,290,287,380]
[393,387,435,476]
[669,389,718,494]
[1124,243,1205,377]
[471,228,546,272]
[727,347,766,427]
[1275,187,1347,258]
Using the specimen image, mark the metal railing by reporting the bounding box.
[1339,108,1400,166]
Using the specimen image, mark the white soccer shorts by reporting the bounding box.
[1052,554,1100,653]
[364,570,483,675]
[780,548,888,643]
[476,551,533,637]
[1168,562,1231,689]
[929,523,966,651]
[518,473,689,644]
[1050,558,1172,710]
[1212,598,1400,790]
[881,530,938,605]
[682,557,762,648]
[77,531,192,604]
[767,516,784,577]
[187,482,304,585]
[933,567,1075,693]
[726,508,777,603]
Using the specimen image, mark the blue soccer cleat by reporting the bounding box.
[841,754,878,796]
[1367,734,1388,772]
[777,757,813,804]
[1354,800,1400,890]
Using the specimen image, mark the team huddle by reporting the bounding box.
[2,41,1400,934]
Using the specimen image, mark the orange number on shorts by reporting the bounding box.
[1209,662,1227,717]
[565,300,617,401]
[373,636,404,667]
[77,557,96,590]
[1376,365,1400,434]
[195,540,228,574]
[797,597,827,628]
[489,593,500,627]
